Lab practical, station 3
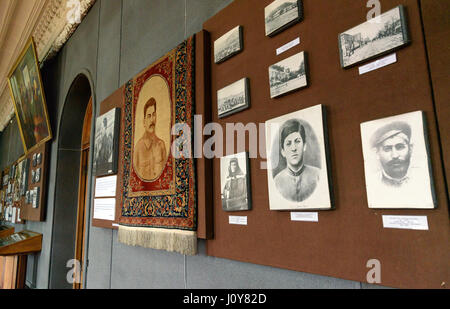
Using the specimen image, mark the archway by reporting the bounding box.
[49,72,94,289]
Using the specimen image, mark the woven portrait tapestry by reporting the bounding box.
[118,36,197,255]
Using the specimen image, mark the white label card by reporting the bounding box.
[290,212,319,222]
[359,53,397,75]
[229,216,247,225]
[95,175,117,197]
[93,198,116,221]
[276,37,300,55]
[382,215,428,231]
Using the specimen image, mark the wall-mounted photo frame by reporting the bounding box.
[269,51,308,98]
[7,37,52,154]
[35,168,41,184]
[93,108,121,177]
[214,25,243,64]
[36,153,42,165]
[265,0,304,37]
[265,104,333,210]
[360,111,435,209]
[220,152,252,212]
[338,5,410,69]
[217,78,250,118]
[32,187,40,209]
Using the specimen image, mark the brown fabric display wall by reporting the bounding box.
[204,0,449,288]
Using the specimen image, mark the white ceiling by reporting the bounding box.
[0,0,95,132]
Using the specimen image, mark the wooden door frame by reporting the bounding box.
[73,97,92,289]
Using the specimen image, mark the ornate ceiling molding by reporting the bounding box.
[0,0,96,132]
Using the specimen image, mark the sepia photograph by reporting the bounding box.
[94,108,120,177]
[360,111,435,209]
[214,25,243,64]
[217,78,250,118]
[269,51,308,98]
[338,5,410,68]
[220,152,251,212]
[265,104,332,210]
[265,0,303,37]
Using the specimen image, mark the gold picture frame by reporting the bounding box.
[7,37,52,154]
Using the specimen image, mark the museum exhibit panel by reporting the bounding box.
[0,0,448,290]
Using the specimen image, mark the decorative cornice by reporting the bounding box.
[0,0,96,132]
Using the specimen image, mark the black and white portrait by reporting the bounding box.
[361,111,435,209]
[220,152,251,211]
[36,153,42,165]
[25,190,30,204]
[31,170,36,184]
[339,5,410,68]
[32,153,37,167]
[94,108,120,176]
[269,51,308,98]
[266,104,332,210]
[265,0,303,37]
[217,78,250,118]
[214,25,243,64]
[35,168,41,183]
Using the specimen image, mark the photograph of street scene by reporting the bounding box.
[339,6,409,68]
[269,52,307,98]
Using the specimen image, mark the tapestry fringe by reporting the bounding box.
[118,225,197,256]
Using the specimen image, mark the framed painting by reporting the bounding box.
[7,37,52,153]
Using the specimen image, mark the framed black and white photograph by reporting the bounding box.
[32,187,40,209]
[214,25,243,64]
[220,152,251,212]
[360,111,435,209]
[217,78,250,118]
[35,168,41,183]
[94,108,121,177]
[18,158,29,196]
[36,153,42,165]
[265,0,303,37]
[269,51,308,98]
[31,170,36,184]
[32,153,37,167]
[338,5,410,68]
[265,104,332,210]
